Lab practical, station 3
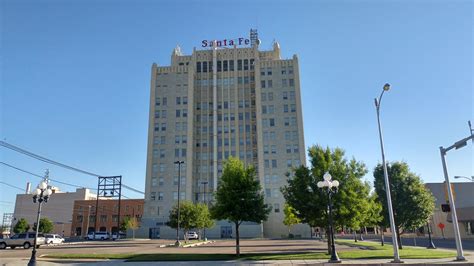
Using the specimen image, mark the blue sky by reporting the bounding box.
[1,0,472,219]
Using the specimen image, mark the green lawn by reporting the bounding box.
[43,240,457,262]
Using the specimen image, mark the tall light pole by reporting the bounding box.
[174,160,184,246]
[374,83,401,263]
[317,172,341,263]
[85,205,91,238]
[454,176,474,182]
[201,181,208,241]
[28,171,53,266]
[439,120,472,261]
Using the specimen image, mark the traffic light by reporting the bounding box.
[441,204,451,212]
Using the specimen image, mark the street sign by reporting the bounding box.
[438,223,445,230]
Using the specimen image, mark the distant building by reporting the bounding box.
[425,182,474,239]
[71,199,144,237]
[141,33,308,239]
[13,187,96,237]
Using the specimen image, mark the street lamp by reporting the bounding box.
[439,120,473,261]
[374,83,402,263]
[454,176,474,182]
[174,160,184,246]
[28,176,53,266]
[317,172,341,264]
[201,181,209,241]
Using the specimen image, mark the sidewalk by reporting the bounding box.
[2,255,474,266]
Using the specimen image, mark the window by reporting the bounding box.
[203,61,208,73]
[176,97,181,105]
[261,93,266,101]
[183,96,188,104]
[161,123,166,131]
[77,215,83,222]
[287,159,292,167]
[267,68,272,75]
[244,59,249,70]
[151,177,158,187]
[229,60,234,71]
[159,164,166,172]
[264,160,270,168]
[197,62,201,73]
[269,118,275,127]
[162,110,167,118]
[262,106,267,114]
[261,80,266,88]
[162,97,167,106]
[272,188,279,198]
[237,60,242,70]
[284,105,289,113]
[182,135,187,144]
[286,145,292,153]
[271,145,276,154]
[282,79,288,87]
[274,203,280,213]
[101,215,107,222]
[265,188,271,198]
[265,175,270,184]
[176,110,181,117]
[261,71,265,76]
[182,109,188,117]
[217,60,222,72]
[263,145,269,154]
[281,69,286,75]
[283,92,288,100]
[158,192,164,200]
[175,135,180,144]
[151,192,156,200]
[175,148,180,157]
[291,104,296,113]
[223,60,228,71]
[272,159,277,168]
[268,92,274,101]
[289,79,295,87]
[289,91,295,100]
[267,80,273,88]
[159,177,164,186]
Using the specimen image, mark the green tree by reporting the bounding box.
[210,157,271,256]
[283,204,301,236]
[32,217,54,233]
[167,201,198,243]
[194,203,214,240]
[282,145,370,250]
[373,161,435,249]
[121,216,139,239]
[13,218,30,233]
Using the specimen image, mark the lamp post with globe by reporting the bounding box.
[28,174,53,266]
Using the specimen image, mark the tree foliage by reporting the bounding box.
[210,157,271,256]
[282,145,370,232]
[167,201,213,242]
[373,161,435,236]
[32,217,54,233]
[13,218,30,233]
[121,216,139,238]
[283,204,301,235]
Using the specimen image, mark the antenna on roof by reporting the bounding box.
[250,29,260,47]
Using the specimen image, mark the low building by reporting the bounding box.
[71,199,144,237]
[13,187,96,237]
[426,182,474,239]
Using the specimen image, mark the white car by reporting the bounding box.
[45,234,64,244]
[0,232,46,249]
[186,231,198,240]
[86,231,110,240]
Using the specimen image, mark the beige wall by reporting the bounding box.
[13,188,95,237]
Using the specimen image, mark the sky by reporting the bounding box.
[1,0,473,221]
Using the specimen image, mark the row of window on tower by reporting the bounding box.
[196,59,255,73]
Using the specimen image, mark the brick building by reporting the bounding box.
[71,199,144,237]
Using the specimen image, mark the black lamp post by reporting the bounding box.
[317,172,341,263]
[174,160,184,246]
[28,178,52,266]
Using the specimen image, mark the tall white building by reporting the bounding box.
[141,35,308,238]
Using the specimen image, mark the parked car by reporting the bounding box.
[45,234,64,244]
[186,231,199,240]
[0,232,45,249]
[111,232,126,240]
[86,231,110,240]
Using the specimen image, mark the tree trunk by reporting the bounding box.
[354,230,357,242]
[396,228,403,249]
[381,226,385,246]
[235,222,240,256]
[359,230,364,241]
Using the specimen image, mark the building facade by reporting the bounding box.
[71,199,144,237]
[425,182,474,239]
[141,38,307,238]
[13,187,96,237]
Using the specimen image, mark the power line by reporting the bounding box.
[0,181,24,191]
[0,141,144,194]
[0,162,132,199]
